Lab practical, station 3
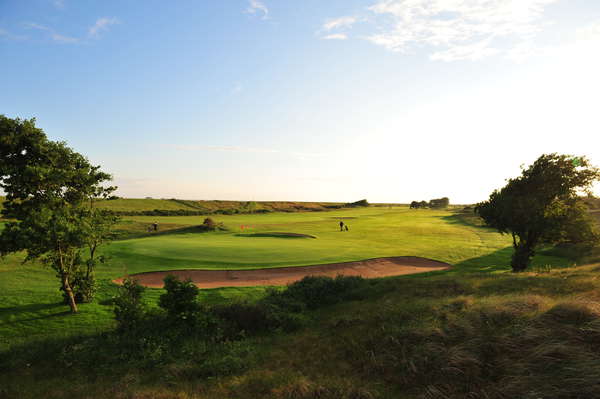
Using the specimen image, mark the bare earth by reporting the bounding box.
[114,257,451,289]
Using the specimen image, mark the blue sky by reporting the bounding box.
[1,0,600,203]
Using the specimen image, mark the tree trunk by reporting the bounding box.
[61,273,78,313]
[511,241,535,272]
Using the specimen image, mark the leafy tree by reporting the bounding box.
[0,116,117,312]
[476,154,600,272]
[429,197,450,209]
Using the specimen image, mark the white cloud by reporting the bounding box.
[51,32,78,43]
[322,16,357,31]
[430,39,500,61]
[318,16,356,40]
[88,17,119,37]
[53,0,65,9]
[246,0,269,20]
[25,22,78,43]
[327,0,561,61]
[323,33,348,40]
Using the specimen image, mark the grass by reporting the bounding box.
[3,263,600,398]
[0,207,570,350]
[2,205,591,399]
[91,197,347,214]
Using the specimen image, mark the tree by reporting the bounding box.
[476,154,600,272]
[73,206,119,303]
[429,197,450,209]
[0,116,117,312]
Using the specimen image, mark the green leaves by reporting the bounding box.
[0,115,118,312]
[476,153,600,271]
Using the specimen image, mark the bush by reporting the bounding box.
[267,275,368,310]
[114,278,146,333]
[345,199,369,208]
[212,302,273,338]
[201,217,225,231]
[203,217,217,230]
[159,275,201,324]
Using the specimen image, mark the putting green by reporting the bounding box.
[102,208,569,278]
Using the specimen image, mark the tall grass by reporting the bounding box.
[3,264,600,398]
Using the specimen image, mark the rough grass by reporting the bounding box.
[3,264,600,398]
[92,198,345,214]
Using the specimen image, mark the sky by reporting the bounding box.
[1,0,599,204]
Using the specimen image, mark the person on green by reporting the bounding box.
[339,221,344,231]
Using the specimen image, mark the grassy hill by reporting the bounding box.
[94,198,348,215]
[0,196,351,217]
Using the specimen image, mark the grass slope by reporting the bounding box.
[3,263,600,398]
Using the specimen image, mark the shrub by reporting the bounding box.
[203,217,217,230]
[212,302,273,338]
[267,275,368,310]
[159,275,201,323]
[114,278,146,333]
[345,199,370,208]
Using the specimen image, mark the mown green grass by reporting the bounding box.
[0,207,570,351]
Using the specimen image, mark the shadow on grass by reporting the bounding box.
[0,302,71,324]
[115,225,224,241]
[441,213,489,229]
[235,232,317,239]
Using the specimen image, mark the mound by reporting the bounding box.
[237,232,317,239]
[115,256,450,289]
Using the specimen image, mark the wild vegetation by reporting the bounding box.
[3,262,600,398]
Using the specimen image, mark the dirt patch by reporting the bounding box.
[237,232,317,239]
[114,256,451,289]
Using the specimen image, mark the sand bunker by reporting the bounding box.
[115,256,451,289]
